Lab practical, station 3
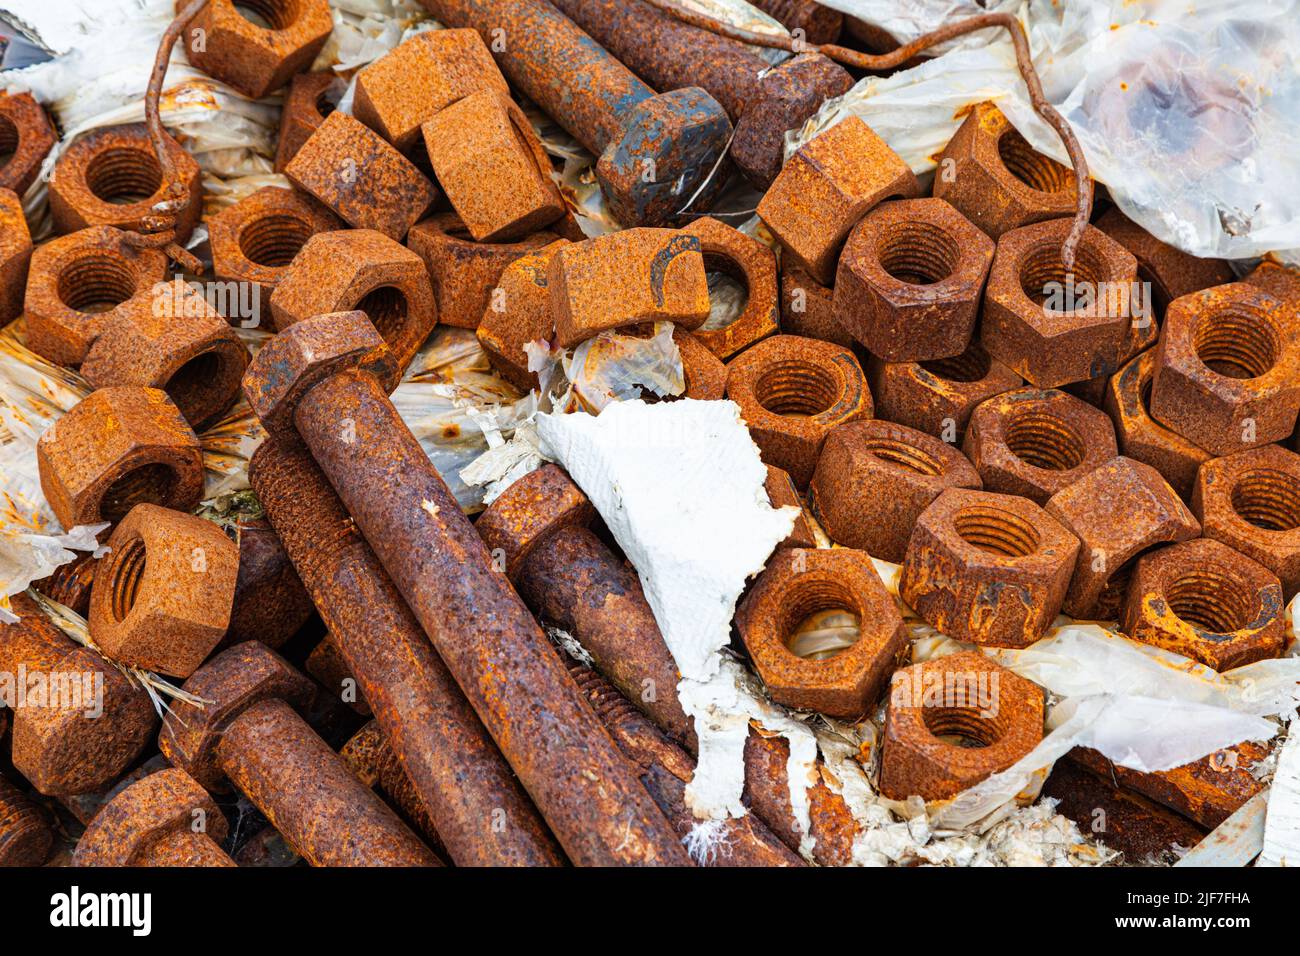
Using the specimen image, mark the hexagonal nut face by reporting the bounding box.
[89,504,239,677]
[208,185,343,305]
[0,91,57,196]
[868,344,1023,444]
[683,216,779,360]
[48,123,202,242]
[736,547,907,717]
[548,228,710,348]
[478,239,569,392]
[422,90,565,243]
[962,387,1118,504]
[1149,283,1300,456]
[72,768,229,866]
[878,651,1044,801]
[160,641,316,792]
[275,71,346,172]
[757,116,919,285]
[0,187,32,324]
[23,226,169,367]
[900,488,1079,646]
[780,264,853,347]
[269,228,434,383]
[674,328,726,400]
[181,0,333,100]
[1095,207,1233,316]
[834,198,994,363]
[1045,456,1200,619]
[1244,261,1300,305]
[1193,444,1300,599]
[932,101,1078,239]
[1121,538,1285,670]
[810,420,982,563]
[765,465,817,550]
[476,464,593,580]
[726,334,872,488]
[981,219,1138,388]
[36,387,204,529]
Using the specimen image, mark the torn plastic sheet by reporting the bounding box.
[1258,725,1300,866]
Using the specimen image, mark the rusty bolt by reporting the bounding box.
[674,327,727,400]
[306,633,371,716]
[0,188,31,325]
[1095,207,1234,317]
[737,547,907,717]
[933,102,1078,240]
[88,504,239,678]
[49,123,202,241]
[1193,444,1300,600]
[901,488,1079,646]
[0,772,54,866]
[286,112,440,241]
[748,0,843,44]
[222,514,316,650]
[780,264,853,347]
[274,71,346,172]
[340,721,448,858]
[548,228,710,347]
[683,215,779,359]
[181,0,333,100]
[34,551,98,619]
[0,92,57,196]
[727,334,872,488]
[962,387,1118,504]
[765,464,817,550]
[37,386,205,529]
[758,116,919,285]
[73,768,235,867]
[835,198,994,362]
[1148,283,1300,456]
[879,651,1044,801]
[1045,456,1200,620]
[809,419,982,562]
[478,238,569,392]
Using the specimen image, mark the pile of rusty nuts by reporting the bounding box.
[0,0,1296,869]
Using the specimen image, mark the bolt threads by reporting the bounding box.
[1018,237,1106,308]
[754,358,839,417]
[1231,469,1300,531]
[863,436,943,476]
[85,146,163,205]
[1193,306,1279,379]
[1165,570,1254,633]
[997,127,1073,195]
[238,213,314,268]
[109,536,148,624]
[953,505,1041,557]
[57,252,140,314]
[1004,411,1086,471]
[877,221,959,286]
[921,705,1006,748]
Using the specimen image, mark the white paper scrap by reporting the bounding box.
[1258,727,1300,867]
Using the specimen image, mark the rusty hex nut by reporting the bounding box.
[0,188,32,324]
[757,116,919,285]
[285,112,440,241]
[834,198,994,362]
[1095,208,1233,317]
[1120,538,1284,671]
[1148,283,1300,456]
[675,327,727,400]
[548,228,710,348]
[809,420,982,563]
[765,465,817,550]
[180,0,333,100]
[478,239,569,392]
[726,334,872,488]
[1193,444,1300,599]
[1103,349,1211,500]
[1244,261,1300,305]
[683,216,779,360]
[879,652,1044,801]
[353,28,509,151]
[49,123,202,241]
[900,488,1079,647]
[0,92,57,196]
[981,219,1138,388]
[269,228,436,386]
[275,71,346,172]
[932,102,1078,239]
[208,185,343,306]
[780,263,853,347]
[735,547,907,717]
[37,387,204,529]
[475,463,594,580]
[962,387,1118,504]
[1045,456,1200,620]
[1063,310,1158,408]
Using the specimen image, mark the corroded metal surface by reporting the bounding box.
[748,0,843,44]
[0,188,31,325]
[478,239,569,391]
[181,0,333,100]
[275,71,346,172]
[765,464,817,550]
[779,264,853,347]
[0,771,54,866]
[306,633,371,716]
[867,345,1022,444]
[0,92,57,196]
[674,328,726,399]
[223,516,317,650]
[1095,207,1233,316]
[684,216,779,359]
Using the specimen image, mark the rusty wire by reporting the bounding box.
[640,0,1094,270]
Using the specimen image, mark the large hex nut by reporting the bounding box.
[900,488,1079,647]
[0,188,32,324]
[834,198,994,362]
[49,124,202,241]
[1244,261,1300,305]
[735,547,907,717]
[1045,456,1200,619]
[1095,208,1234,317]
[269,228,436,385]
[285,112,440,241]
[1103,349,1211,500]
[879,651,1044,801]
[208,185,343,307]
[868,344,1023,444]
[275,71,346,172]
[353,28,509,151]
[675,327,726,400]
[1193,444,1300,599]
[1148,283,1300,456]
[180,0,333,100]
[981,219,1138,388]
[37,387,204,529]
[726,334,872,488]
[1120,538,1284,670]
[962,387,1118,504]
[779,264,853,347]
[683,216,779,360]
[808,419,982,563]
[89,504,239,677]
[548,228,710,348]
[932,102,1078,239]
[1063,308,1158,408]
[757,116,919,285]
[478,239,569,393]
[0,92,57,196]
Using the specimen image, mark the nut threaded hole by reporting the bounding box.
[877,221,959,286]
[701,251,750,332]
[920,343,993,383]
[164,351,225,425]
[234,0,301,29]
[1092,560,1136,621]
[315,86,340,120]
[85,147,163,206]
[99,464,178,524]
[864,437,942,476]
[781,577,860,661]
[1231,469,1300,531]
[922,704,1008,748]
[953,505,1041,557]
[109,537,147,624]
[755,359,839,418]
[1166,570,1254,633]
[996,127,1074,194]
[238,213,313,268]
[356,286,410,345]
[0,114,18,171]
[1004,411,1086,471]
[1193,307,1279,380]
[56,252,140,314]
[1018,240,1106,310]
